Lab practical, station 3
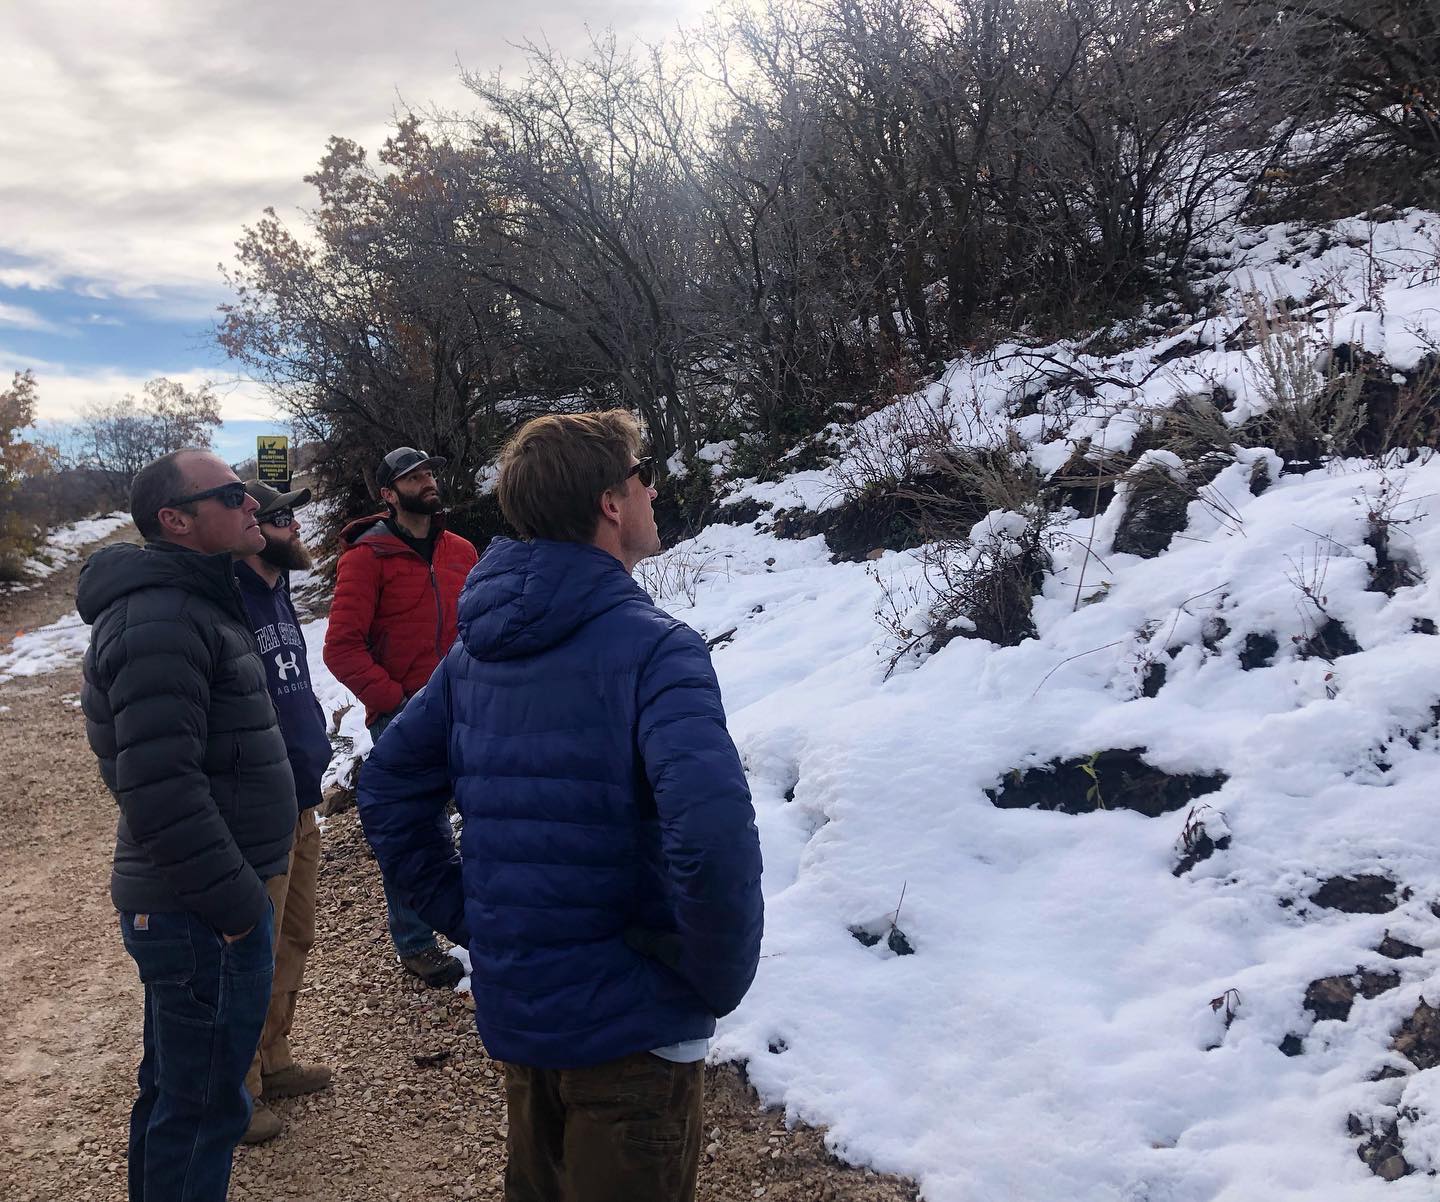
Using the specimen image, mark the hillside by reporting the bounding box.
[6,205,1440,1200]
[273,204,1440,1201]
[601,206,1440,1199]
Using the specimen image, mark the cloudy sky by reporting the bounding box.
[1,0,708,457]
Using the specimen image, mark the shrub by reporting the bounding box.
[1240,291,1365,470]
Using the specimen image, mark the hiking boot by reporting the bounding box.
[398,946,465,989]
[261,1062,333,1100]
[242,1103,283,1145]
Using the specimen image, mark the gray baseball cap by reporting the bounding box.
[377,446,447,489]
[243,478,312,518]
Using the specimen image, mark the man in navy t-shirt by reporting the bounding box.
[234,479,336,1144]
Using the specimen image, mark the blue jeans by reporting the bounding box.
[367,710,440,958]
[120,906,274,1202]
[383,875,440,957]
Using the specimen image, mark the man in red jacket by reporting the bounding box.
[323,446,478,987]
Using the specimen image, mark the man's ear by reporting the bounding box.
[597,487,624,527]
[156,505,191,538]
[378,486,397,508]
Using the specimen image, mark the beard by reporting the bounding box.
[259,533,313,572]
[396,487,443,515]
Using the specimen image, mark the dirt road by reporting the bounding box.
[0,534,916,1202]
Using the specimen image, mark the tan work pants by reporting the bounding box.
[245,806,321,1098]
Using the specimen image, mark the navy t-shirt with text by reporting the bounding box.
[235,562,332,810]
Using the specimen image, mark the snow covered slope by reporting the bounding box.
[635,208,1440,1200]
[19,208,1439,1200]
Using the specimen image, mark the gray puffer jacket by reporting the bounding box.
[78,541,297,933]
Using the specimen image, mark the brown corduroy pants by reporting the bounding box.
[502,1051,704,1202]
[244,806,321,1098]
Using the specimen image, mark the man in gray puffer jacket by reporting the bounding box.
[79,448,297,1202]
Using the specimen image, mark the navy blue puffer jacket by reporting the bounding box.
[357,537,763,1068]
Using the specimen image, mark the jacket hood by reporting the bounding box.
[458,537,650,662]
[77,541,242,625]
[339,509,449,552]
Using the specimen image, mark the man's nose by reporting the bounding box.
[243,493,259,514]
[291,517,302,534]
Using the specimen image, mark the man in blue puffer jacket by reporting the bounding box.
[357,409,763,1202]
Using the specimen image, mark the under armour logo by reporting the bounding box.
[274,650,299,681]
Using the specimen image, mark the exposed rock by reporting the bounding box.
[319,783,357,817]
[1355,1117,1410,1181]
[848,924,916,957]
[1045,439,1115,516]
[1377,935,1424,960]
[1310,874,1399,914]
[1279,1034,1304,1057]
[1113,468,1190,559]
[1172,806,1232,877]
[1414,618,1437,636]
[1366,525,1419,596]
[1393,1000,1440,1070]
[1248,458,1272,496]
[771,488,931,563]
[1141,661,1166,698]
[1201,615,1231,654]
[1304,971,1401,1022]
[1298,618,1362,661]
[1238,632,1278,670]
[1154,337,1200,365]
[988,749,1226,818]
[714,497,770,526]
[1361,970,1408,1001]
[1305,975,1359,1022]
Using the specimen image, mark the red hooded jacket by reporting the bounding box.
[323,512,478,726]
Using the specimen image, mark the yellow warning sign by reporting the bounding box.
[256,435,289,485]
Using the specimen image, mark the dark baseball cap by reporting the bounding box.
[377,446,447,490]
[243,479,312,518]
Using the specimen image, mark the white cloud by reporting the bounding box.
[0,0,708,315]
[0,302,67,335]
[0,265,60,291]
[0,347,278,424]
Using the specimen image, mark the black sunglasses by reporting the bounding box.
[625,458,654,488]
[261,509,295,528]
[163,481,248,510]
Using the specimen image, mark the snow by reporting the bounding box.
[0,611,91,684]
[0,512,130,678]
[636,209,1440,1200]
[1,511,130,594]
[46,512,131,553]
[650,457,1440,1202]
[302,616,372,791]
[8,206,1440,1199]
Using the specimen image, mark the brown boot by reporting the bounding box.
[242,1103,283,1145]
[261,1062,334,1100]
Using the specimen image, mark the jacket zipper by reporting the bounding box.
[429,563,444,657]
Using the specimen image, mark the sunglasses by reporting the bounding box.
[625,458,654,489]
[163,481,248,510]
[261,509,295,528]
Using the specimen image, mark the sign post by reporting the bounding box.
[256,435,290,487]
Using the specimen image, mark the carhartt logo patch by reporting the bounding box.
[134,914,149,931]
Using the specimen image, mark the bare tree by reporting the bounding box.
[73,378,222,486]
